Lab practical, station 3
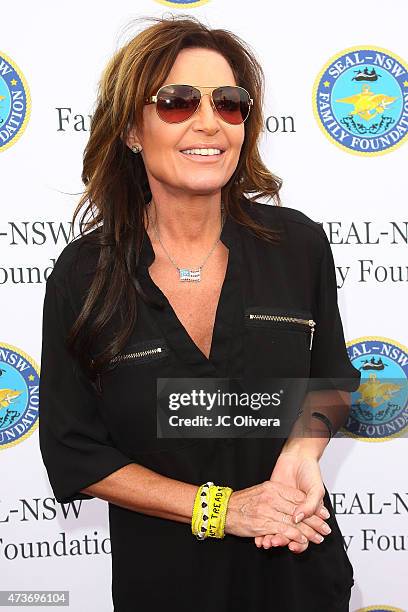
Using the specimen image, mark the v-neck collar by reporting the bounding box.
[137,207,243,377]
[138,205,241,269]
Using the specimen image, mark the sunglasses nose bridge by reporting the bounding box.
[196,91,219,120]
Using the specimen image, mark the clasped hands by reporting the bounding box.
[256,449,331,554]
[225,448,332,554]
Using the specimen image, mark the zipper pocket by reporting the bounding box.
[245,309,316,350]
[109,345,168,366]
[93,339,170,392]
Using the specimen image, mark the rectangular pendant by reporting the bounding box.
[179,268,201,282]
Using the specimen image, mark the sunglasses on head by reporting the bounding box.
[144,84,253,125]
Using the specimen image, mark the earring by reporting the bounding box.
[131,144,142,154]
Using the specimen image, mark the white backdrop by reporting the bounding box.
[1,1,407,611]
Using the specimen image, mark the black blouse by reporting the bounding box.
[39,198,361,612]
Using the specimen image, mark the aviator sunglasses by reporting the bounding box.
[144,84,253,125]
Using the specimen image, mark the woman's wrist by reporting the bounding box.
[224,491,238,534]
[282,401,332,460]
[281,433,329,461]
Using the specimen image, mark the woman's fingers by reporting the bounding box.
[288,539,309,553]
[273,520,309,544]
[319,505,330,519]
[279,510,331,539]
[262,521,327,549]
[265,482,310,519]
[271,481,306,506]
[301,513,332,536]
[256,513,307,544]
[227,481,326,539]
[256,506,332,551]
[263,534,309,553]
[290,520,326,544]
[262,534,291,548]
[267,505,330,540]
[271,483,328,524]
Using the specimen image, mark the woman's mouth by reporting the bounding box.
[179,148,225,162]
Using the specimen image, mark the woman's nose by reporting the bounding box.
[195,93,219,127]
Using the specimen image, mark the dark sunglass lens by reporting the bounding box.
[213,86,250,124]
[156,85,200,123]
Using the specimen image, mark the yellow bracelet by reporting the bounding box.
[192,481,213,540]
[216,487,233,538]
[192,483,206,538]
[207,485,234,539]
[191,485,204,537]
[191,483,233,540]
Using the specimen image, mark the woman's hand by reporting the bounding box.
[224,480,312,544]
[254,449,331,553]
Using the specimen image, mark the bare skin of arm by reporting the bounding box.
[80,462,330,543]
[81,463,199,523]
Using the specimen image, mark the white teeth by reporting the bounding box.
[181,148,223,155]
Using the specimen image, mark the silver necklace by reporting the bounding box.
[148,201,225,282]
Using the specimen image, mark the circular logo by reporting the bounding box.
[0,343,39,450]
[153,0,211,6]
[343,337,408,441]
[0,51,31,152]
[313,45,408,156]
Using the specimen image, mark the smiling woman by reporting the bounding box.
[38,13,360,612]
[125,48,249,210]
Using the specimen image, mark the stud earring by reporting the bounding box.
[131,144,142,154]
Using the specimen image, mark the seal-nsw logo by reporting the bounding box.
[0,52,31,151]
[0,343,39,449]
[313,45,408,155]
[344,337,408,441]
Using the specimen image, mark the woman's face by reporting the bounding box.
[127,47,245,198]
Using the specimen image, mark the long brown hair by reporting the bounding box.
[67,14,284,380]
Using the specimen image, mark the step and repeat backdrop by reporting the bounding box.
[1,1,407,611]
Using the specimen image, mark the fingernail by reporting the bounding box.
[295,513,304,524]
[315,534,324,543]
[322,525,332,534]
[321,508,330,519]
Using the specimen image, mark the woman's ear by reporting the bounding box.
[123,122,142,152]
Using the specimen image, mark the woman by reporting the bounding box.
[39,15,361,612]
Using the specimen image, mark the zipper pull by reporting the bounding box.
[309,320,316,350]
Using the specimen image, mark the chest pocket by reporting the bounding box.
[244,306,315,377]
[107,338,170,370]
[95,338,204,457]
[95,337,178,452]
[95,337,170,391]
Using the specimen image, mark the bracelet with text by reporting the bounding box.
[192,483,233,540]
[206,485,234,539]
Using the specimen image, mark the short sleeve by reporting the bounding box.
[307,224,361,393]
[39,273,134,504]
